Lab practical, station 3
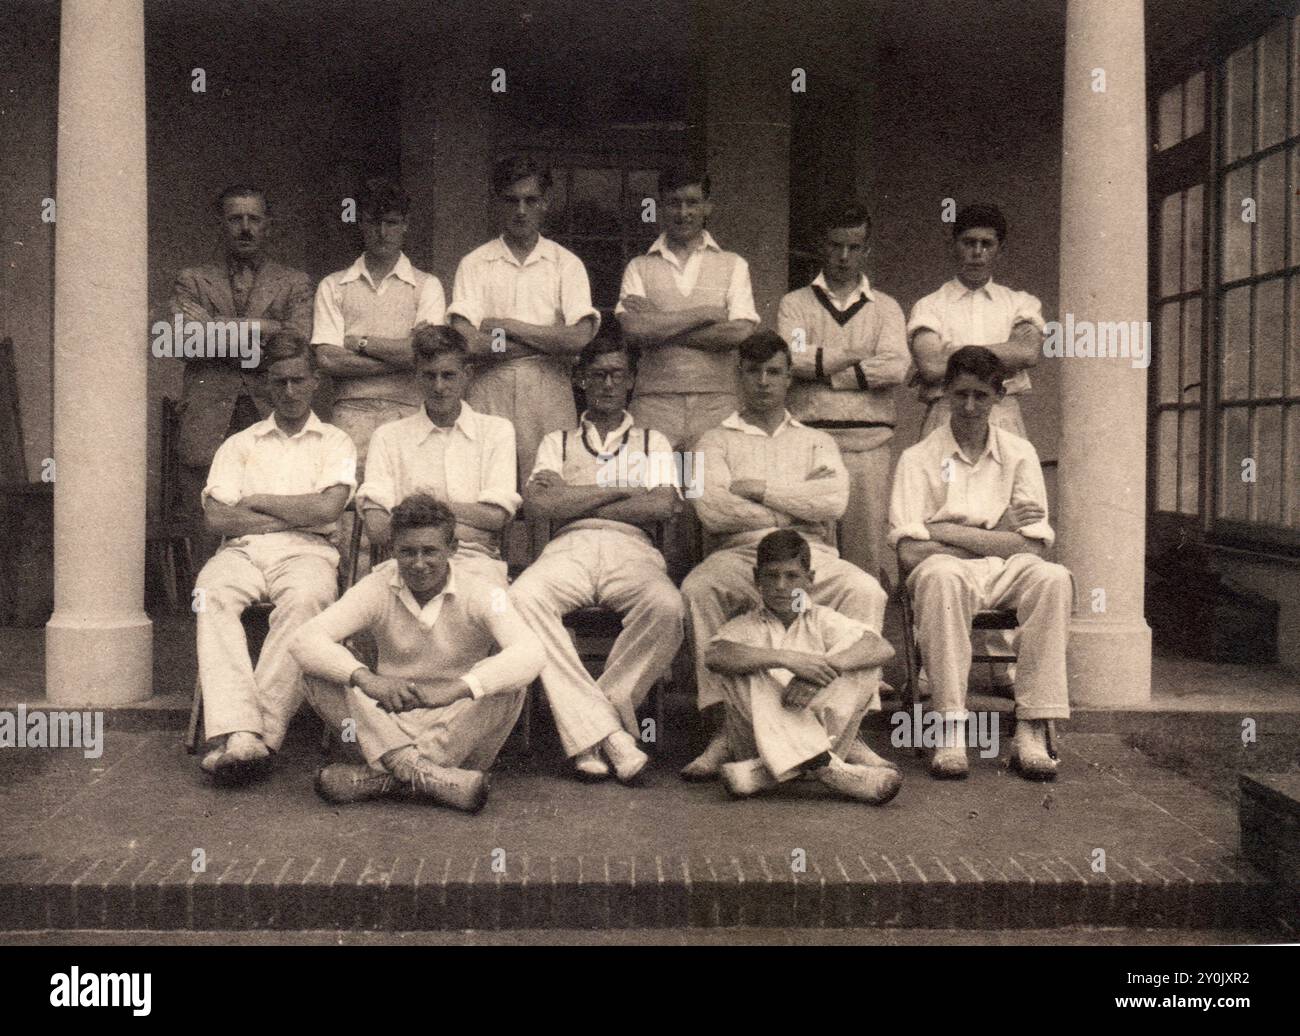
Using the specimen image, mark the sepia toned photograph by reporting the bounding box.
[0,0,1295,1002]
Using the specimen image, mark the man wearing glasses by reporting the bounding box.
[508,330,682,783]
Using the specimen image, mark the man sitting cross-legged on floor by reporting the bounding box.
[357,323,520,586]
[290,494,544,812]
[888,346,1071,780]
[708,529,902,803]
[681,329,891,780]
[509,329,683,783]
[195,330,357,784]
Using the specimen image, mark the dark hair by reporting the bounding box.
[412,323,469,364]
[358,177,410,220]
[659,163,711,199]
[215,184,266,212]
[953,203,1007,243]
[492,155,552,196]
[390,493,457,544]
[262,329,316,371]
[942,345,1006,392]
[817,200,872,240]
[738,329,792,368]
[578,322,639,377]
[756,529,812,572]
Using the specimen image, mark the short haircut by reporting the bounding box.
[756,529,812,572]
[358,177,410,220]
[953,203,1007,243]
[492,155,552,196]
[412,323,469,364]
[738,329,792,368]
[942,345,1006,392]
[262,329,316,372]
[215,184,266,212]
[817,200,872,240]
[659,163,711,199]
[390,493,457,544]
[578,322,639,377]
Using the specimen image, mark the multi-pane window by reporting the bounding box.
[1213,15,1300,535]
[544,165,663,310]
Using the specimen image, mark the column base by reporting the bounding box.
[1066,619,1152,708]
[45,614,153,706]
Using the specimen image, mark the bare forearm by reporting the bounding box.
[590,488,676,524]
[314,344,391,377]
[447,501,509,533]
[897,538,980,572]
[525,485,635,523]
[204,501,292,537]
[362,508,391,545]
[620,307,722,346]
[360,335,415,370]
[496,318,593,357]
[827,632,894,672]
[929,522,1043,559]
[705,640,792,675]
[674,319,755,354]
[982,325,1042,372]
[242,492,342,527]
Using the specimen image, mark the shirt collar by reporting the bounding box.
[415,400,478,442]
[947,276,997,301]
[812,271,873,303]
[577,410,636,453]
[937,419,1004,467]
[341,252,417,289]
[721,409,804,438]
[489,235,556,267]
[388,558,459,625]
[250,411,325,440]
[647,230,722,263]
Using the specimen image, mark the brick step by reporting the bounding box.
[0,851,1272,932]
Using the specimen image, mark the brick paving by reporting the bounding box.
[0,702,1283,933]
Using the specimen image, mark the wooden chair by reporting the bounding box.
[894,545,1056,758]
[184,501,364,754]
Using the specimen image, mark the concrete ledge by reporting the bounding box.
[0,851,1273,932]
[1239,773,1300,929]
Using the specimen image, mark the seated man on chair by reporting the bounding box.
[888,346,1071,780]
[356,323,519,586]
[195,331,357,783]
[707,530,901,804]
[681,329,891,780]
[510,329,682,784]
[290,495,545,812]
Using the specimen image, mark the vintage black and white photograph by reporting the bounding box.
[0,0,1295,997]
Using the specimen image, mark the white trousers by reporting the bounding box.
[509,528,684,755]
[196,537,339,750]
[305,677,525,772]
[722,669,879,782]
[682,542,887,711]
[908,553,1072,721]
[836,440,892,582]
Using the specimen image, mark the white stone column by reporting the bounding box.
[45,0,152,704]
[1058,0,1152,706]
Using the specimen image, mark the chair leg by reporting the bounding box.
[898,586,923,757]
[652,677,667,754]
[185,674,203,754]
[520,682,534,754]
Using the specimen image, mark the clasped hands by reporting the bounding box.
[352,669,470,712]
[780,652,841,709]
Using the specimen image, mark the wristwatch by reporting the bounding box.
[356,336,370,356]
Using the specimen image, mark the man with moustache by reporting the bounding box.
[169,184,314,563]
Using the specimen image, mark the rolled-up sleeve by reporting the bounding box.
[906,292,947,341]
[356,424,397,512]
[613,258,647,316]
[559,252,601,329]
[464,592,546,697]
[201,437,245,507]
[310,274,346,347]
[888,448,935,547]
[446,256,485,329]
[1011,445,1055,548]
[725,256,760,325]
[1011,290,1046,332]
[416,273,447,327]
[315,429,358,505]
[478,419,522,516]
